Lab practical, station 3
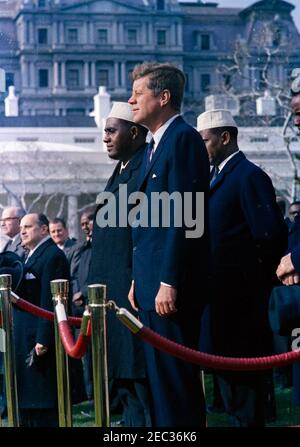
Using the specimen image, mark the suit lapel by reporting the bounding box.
[25,238,54,271]
[106,145,146,195]
[210,151,245,192]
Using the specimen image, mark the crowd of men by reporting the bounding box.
[0,62,300,427]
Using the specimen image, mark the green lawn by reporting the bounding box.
[73,374,300,427]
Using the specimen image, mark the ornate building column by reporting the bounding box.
[114,62,119,88]
[53,61,59,88]
[120,62,126,88]
[67,195,79,240]
[84,61,89,88]
[91,61,96,87]
[21,61,29,89]
[112,22,118,44]
[61,62,66,88]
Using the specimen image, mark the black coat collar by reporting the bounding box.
[210,151,245,191]
[25,238,55,270]
[105,144,146,194]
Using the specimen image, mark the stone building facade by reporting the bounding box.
[0,0,300,123]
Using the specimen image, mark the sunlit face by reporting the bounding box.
[289,203,300,222]
[49,222,68,245]
[103,118,133,161]
[0,208,21,238]
[291,94,300,130]
[199,129,224,165]
[81,214,93,237]
[20,214,48,250]
[128,75,161,131]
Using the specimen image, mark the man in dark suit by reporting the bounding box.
[276,88,300,408]
[49,218,78,276]
[14,213,69,427]
[0,206,26,260]
[198,109,287,426]
[89,102,151,427]
[127,63,210,427]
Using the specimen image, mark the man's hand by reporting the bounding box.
[73,291,83,307]
[280,273,300,286]
[155,284,177,316]
[277,253,296,279]
[35,343,48,356]
[128,281,139,311]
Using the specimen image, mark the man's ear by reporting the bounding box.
[130,126,138,140]
[160,89,171,107]
[221,131,231,146]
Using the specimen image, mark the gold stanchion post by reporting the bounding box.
[51,279,72,427]
[0,274,19,427]
[88,284,110,427]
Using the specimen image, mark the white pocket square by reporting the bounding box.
[152,173,157,179]
[25,272,36,280]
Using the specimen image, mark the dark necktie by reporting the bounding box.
[145,139,155,172]
[210,165,220,186]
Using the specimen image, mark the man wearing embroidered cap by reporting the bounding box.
[88,102,151,427]
[198,109,287,426]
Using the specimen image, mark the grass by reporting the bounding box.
[72,374,300,427]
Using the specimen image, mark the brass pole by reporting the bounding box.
[0,274,19,427]
[88,284,110,427]
[51,279,72,427]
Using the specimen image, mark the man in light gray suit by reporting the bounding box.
[0,207,26,260]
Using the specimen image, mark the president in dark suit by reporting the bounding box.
[14,213,69,427]
[128,63,210,427]
[276,88,300,408]
[198,109,287,426]
[89,102,151,427]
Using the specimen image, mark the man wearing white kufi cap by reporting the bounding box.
[198,109,287,426]
[88,102,151,426]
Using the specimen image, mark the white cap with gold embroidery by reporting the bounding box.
[107,102,134,123]
[197,109,237,131]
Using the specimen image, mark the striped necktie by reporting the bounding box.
[145,139,155,172]
[210,165,220,186]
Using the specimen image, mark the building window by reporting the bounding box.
[39,69,49,88]
[66,108,85,116]
[127,29,137,45]
[67,28,78,44]
[96,69,109,87]
[201,34,210,50]
[157,0,165,10]
[38,28,48,44]
[5,72,14,91]
[201,74,211,93]
[157,30,166,46]
[250,136,269,143]
[67,69,80,88]
[194,32,211,50]
[74,137,95,144]
[97,29,108,44]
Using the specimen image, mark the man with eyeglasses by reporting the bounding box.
[0,207,26,260]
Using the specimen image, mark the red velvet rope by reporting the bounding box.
[14,297,82,327]
[137,326,300,371]
[57,320,91,359]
